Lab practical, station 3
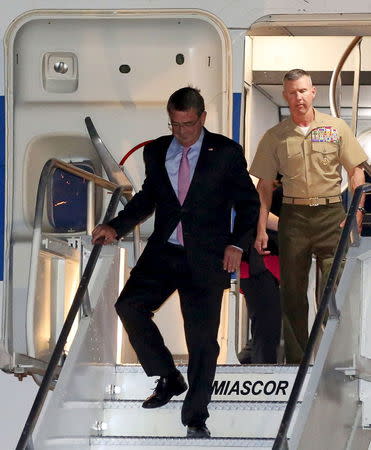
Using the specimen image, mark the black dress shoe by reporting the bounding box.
[142,372,187,409]
[237,344,252,364]
[186,424,211,438]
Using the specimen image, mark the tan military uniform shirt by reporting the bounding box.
[250,109,367,198]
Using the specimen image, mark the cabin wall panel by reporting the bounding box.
[246,85,279,166]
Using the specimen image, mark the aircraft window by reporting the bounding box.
[47,161,95,233]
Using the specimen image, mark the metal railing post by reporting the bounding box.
[86,180,95,235]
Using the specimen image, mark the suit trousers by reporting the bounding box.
[278,203,345,363]
[115,242,224,426]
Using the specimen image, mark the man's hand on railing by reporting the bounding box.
[92,224,118,245]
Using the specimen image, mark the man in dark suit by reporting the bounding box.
[92,87,260,438]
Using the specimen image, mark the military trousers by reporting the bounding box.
[278,203,345,363]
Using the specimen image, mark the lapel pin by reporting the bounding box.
[208,147,214,151]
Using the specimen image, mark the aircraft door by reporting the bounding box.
[2,9,232,374]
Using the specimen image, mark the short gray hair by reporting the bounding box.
[283,69,312,83]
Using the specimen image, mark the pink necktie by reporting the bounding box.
[177,147,191,245]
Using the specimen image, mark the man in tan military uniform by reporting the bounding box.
[250,68,367,363]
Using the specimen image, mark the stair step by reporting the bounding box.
[90,436,275,449]
[68,399,296,438]
[100,400,293,438]
[44,436,275,449]
[114,364,307,403]
[41,365,305,448]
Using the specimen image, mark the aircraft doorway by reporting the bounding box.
[241,16,371,358]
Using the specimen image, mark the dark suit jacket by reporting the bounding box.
[109,128,260,288]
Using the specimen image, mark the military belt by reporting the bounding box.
[282,195,342,207]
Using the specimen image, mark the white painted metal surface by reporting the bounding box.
[290,239,371,450]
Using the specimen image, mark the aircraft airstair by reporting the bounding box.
[16,178,371,450]
[34,363,306,450]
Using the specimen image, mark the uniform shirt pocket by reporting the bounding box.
[278,138,303,177]
[311,142,338,172]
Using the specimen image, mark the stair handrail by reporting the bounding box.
[329,36,362,120]
[328,35,371,177]
[273,182,371,450]
[16,158,127,450]
[84,116,142,262]
[25,158,134,359]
